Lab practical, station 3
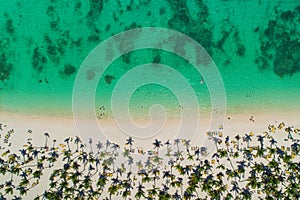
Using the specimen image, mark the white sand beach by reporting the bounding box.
[0,110,299,199]
[1,110,299,148]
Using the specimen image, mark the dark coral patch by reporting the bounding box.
[153,54,161,63]
[63,64,76,76]
[280,10,294,21]
[255,56,270,70]
[88,35,100,42]
[105,24,111,32]
[166,0,214,56]
[0,53,13,82]
[236,45,245,57]
[74,2,82,12]
[159,7,166,15]
[273,56,294,77]
[104,75,115,84]
[215,30,230,50]
[264,20,276,37]
[32,47,47,73]
[47,45,58,56]
[257,6,299,77]
[46,5,55,16]
[70,38,82,48]
[122,54,131,64]
[46,5,60,31]
[5,19,14,34]
[86,0,103,27]
[254,27,260,33]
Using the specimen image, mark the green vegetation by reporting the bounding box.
[0,122,299,199]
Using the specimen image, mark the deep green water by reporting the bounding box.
[0,0,299,118]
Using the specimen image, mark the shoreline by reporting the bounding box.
[1,110,299,149]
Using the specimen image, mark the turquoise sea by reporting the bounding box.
[0,0,299,119]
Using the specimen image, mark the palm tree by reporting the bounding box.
[230,181,240,198]
[269,138,277,148]
[51,139,56,151]
[135,182,145,199]
[153,139,162,153]
[172,190,181,200]
[127,156,134,172]
[235,135,241,151]
[19,149,27,162]
[237,160,246,174]
[257,135,265,149]
[241,187,252,199]
[105,140,111,151]
[44,133,50,148]
[64,137,70,150]
[174,139,180,151]
[111,143,120,155]
[182,165,192,176]
[174,150,183,161]
[194,148,200,160]
[164,140,170,148]
[126,137,134,152]
[144,158,152,169]
[211,137,220,151]
[88,138,93,153]
[168,159,175,174]
[96,141,103,152]
[244,134,252,148]
[74,137,81,152]
[151,167,160,187]
[184,190,196,199]
[183,139,191,150]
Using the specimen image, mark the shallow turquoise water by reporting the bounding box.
[0,0,299,118]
